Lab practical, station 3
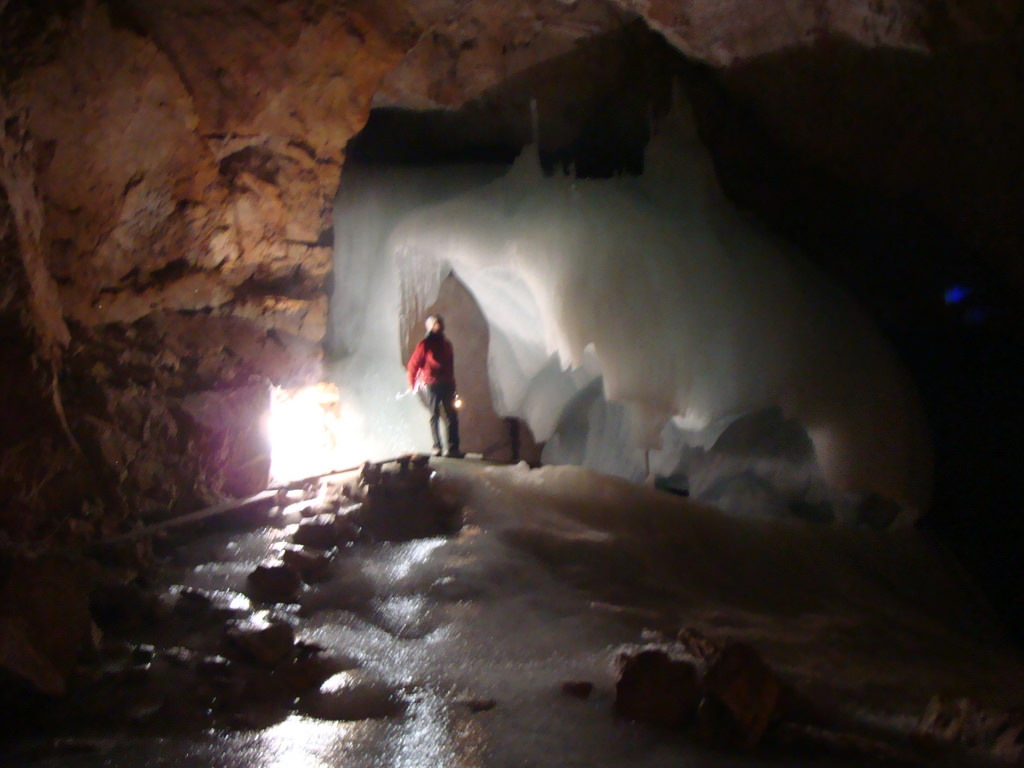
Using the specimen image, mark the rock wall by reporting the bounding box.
[0,0,415,532]
[612,0,1020,64]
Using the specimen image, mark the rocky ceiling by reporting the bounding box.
[0,0,1022,549]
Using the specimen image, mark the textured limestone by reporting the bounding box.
[375,0,633,108]
[610,0,1019,65]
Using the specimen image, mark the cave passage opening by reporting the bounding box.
[318,46,930,527]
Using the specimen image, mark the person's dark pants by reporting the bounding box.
[426,382,459,453]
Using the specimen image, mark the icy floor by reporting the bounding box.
[22,462,1024,767]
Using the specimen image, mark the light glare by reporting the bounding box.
[268,383,360,484]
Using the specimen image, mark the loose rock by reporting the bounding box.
[615,648,700,728]
[246,561,302,603]
[297,671,407,721]
[291,514,342,549]
[281,547,332,583]
[699,643,781,749]
[225,620,295,667]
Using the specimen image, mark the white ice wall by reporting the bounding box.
[332,98,931,514]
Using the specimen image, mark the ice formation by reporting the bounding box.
[330,97,930,518]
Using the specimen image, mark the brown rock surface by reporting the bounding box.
[610,0,1019,65]
[0,0,415,533]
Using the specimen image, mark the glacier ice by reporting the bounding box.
[329,95,930,517]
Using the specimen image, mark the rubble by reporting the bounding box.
[0,456,472,742]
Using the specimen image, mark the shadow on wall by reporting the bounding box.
[405,271,542,464]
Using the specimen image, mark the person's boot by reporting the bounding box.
[444,447,465,459]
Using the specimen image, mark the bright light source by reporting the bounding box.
[453,393,463,410]
[944,284,972,305]
[268,383,360,484]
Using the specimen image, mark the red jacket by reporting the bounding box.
[407,333,455,388]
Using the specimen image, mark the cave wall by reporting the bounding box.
[0,0,417,530]
[1,0,1022,551]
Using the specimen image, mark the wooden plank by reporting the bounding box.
[91,457,406,548]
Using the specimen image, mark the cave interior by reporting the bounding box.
[2,0,1024,762]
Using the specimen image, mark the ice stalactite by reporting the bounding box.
[331,96,930,520]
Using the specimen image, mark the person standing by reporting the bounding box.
[407,315,463,457]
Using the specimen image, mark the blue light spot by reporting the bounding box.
[944,284,971,305]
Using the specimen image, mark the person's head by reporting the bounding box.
[425,315,444,335]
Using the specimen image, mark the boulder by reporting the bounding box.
[246,561,302,603]
[280,547,332,583]
[699,643,781,748]
[291,514,342,549]
[297,671,407,721]
[225,619,295,667]
[460,697,497,713]
[348,472,460,542]
[615,649,700,728]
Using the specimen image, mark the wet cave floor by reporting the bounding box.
[5,459,1024,768]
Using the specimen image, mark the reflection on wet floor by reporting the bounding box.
[9,461,1024,767]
